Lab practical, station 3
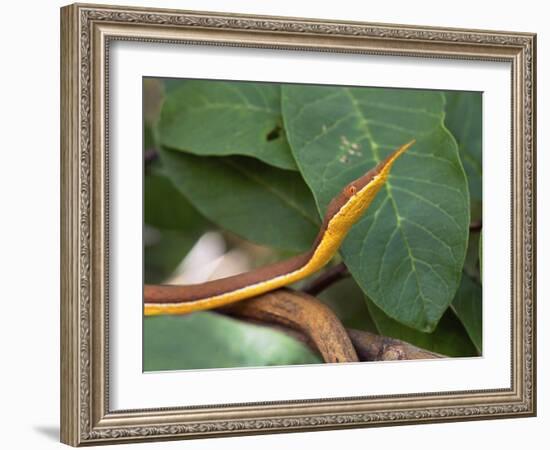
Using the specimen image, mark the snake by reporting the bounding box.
[144,139,415,316]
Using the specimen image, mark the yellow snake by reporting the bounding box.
[144,140,414,316]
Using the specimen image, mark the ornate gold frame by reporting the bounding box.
[60,3,536,446]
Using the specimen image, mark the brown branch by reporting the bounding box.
[223,289,359,364]
[222,289,442,362]
[146,286,442,362]
[302,262,350,296]
[346,329,443,361]
[469,220,482,232]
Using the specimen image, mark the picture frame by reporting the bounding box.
[60,2,536,446]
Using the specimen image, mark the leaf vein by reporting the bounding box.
[402,217,456,261]
[392,185,462,230]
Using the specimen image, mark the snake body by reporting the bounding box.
[144,140,414,316]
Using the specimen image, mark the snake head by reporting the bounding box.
[320,139,415,236]
[339,139,415,201]
[327,139,415,229]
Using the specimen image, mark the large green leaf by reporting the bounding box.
[282,85,470,332]
[160,148,320,252]
[451,273,482,353]
[445,91,482,202]
[159,80,297,170]
[144,173,208,231]
[143,312,322,371]
[365,297,478,357]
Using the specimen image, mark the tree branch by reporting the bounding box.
[145,285,443,362]
[469,220,482,232]
[222,289,443,362]
[302,262,350,296]
[223,289,359,364]
[346,329,442,361]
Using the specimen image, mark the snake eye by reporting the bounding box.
[346,185,357,196]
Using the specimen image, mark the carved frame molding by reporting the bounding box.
[60,3,536,446]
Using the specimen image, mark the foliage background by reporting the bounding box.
[143,78,482,371]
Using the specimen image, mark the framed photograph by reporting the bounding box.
[60,3,536,446]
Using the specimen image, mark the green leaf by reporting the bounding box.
[365,297,478,357]
[159,80,297,170]
[143,312,322,371]
[283,85,470,332]
[144,229,196,284]
[445,91,482,202]
[451,273,482,353]
[160,148,320,252]
[144,173,208,231]
[317,277,378,333]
